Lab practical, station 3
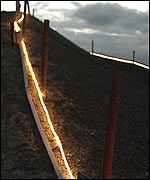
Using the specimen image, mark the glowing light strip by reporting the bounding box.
[18,14,24,23]
[14,21,21,32]
[15,14,75,178]
[20,40,74,179]
[90,52,149,69]
[14,14,24,32]
[134,61,149,69]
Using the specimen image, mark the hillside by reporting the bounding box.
[1,11,149,179]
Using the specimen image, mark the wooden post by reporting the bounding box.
[26,1,30,15]
[41,20,49,99]
[15,32,22,44]
[133,50,135,63]
[33,9,35,17]
[16,1,20,19]
[91,40,94,55]
[10,22,14,45]
[102,72,121,179]
[22,1,27,37]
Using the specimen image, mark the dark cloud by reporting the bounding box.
[72,2,149,34]
[73,3,121,26]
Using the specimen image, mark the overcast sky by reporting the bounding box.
[1,1,149,65]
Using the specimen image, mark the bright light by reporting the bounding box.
[20,40,74,179]
[14,14,75,179]
[18,14,24,23]
[134,61,149,69]
[14,21,21,32]
[90,52,149,69]
[14,14,24,32]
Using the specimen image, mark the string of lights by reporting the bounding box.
[90,52,149,69]
[14,13,75,179]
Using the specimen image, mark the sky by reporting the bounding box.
[1,1,149,65]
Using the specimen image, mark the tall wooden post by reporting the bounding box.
[33,9,35,17]
[133,50,135,63]
[16,1,20,20]
[26,1,30,15]
[41,20,49,99]
[102,72,121,179]
[91,40,94,55]
[10,22,14,45]
[22,1,27,37]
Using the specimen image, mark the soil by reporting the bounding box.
[1,11,149,179]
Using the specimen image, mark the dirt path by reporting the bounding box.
[1,13,57,179]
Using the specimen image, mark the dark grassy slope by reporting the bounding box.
[1,11,149,179]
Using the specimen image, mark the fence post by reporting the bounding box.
[22,1,27,37]
[33,9,35,17]
[102,72,121,179]
[91,40,94,55]
[26,1,30,15]
[133,50,135,63]
[41,20,49,99]
[16,1,20,20]
[10,22,14,45]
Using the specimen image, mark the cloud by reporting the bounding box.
[72,2,149,35]
[32,2,149,65]
[64,27,100,34]
[71,2,82,8]
[30,2,48,10]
